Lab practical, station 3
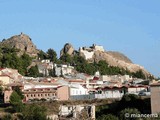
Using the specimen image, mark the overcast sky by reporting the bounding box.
[0,0,160,77]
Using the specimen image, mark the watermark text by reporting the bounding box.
[125,113,158,118]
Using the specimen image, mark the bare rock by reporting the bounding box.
[79,44,151,77]
[60,43,75,56]
[0,33,39,57]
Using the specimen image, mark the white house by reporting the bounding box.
[126,85,149,94]
[69,84,88,96]
[54,64,74,76]
[95,86,124,99]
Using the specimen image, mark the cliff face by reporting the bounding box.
[0,33,39,57]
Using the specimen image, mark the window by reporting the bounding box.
[99,91,102,94]
[68,107,71,110]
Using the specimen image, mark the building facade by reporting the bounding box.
[150,83,160,114]
[23,88,57,102]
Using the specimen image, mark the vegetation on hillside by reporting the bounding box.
[59,53,148,79]
[96,94,153,120]
[0,46,32,76]
[0,94,154,120]
[0,46,149,79]
[0,88,48,120]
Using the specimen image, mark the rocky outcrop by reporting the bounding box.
[0,33,39,57]
[93,51,149,74]
[78,44,151,77]
[107,51,132,63]
[60,43,75,56]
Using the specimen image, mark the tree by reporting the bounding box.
[38,50,48,60]
[22,104,47,120]
[0,86,3,95]
[97,114,119,120]
[13,86,24,100]
[48,69,55,77]
[60,53,72,64]
[83,63,96,75]
[97,60,109,75]
[117,94,146,114]
[132,70,146,79]
[0,86,4,103]
[73,55,86,64]
[0,47,32,76]
[21,53,32,69]
[27,65,39,77]
[10,91,24,112]
[121,94,139,102]
[47,48,57,62]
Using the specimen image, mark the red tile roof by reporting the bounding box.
[0,68,5,71]
[93,76,99,80]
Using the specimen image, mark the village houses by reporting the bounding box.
[0,65,151,104]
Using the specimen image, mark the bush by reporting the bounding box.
[40,98,47,102]
[97,114,118,120]
[22,104,47,120]
[10,91,24,112]
[1,114,12,120]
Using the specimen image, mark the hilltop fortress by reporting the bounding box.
[79,44,104,60]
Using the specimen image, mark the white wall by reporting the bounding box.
[23,84,58,90]
[94,45,104,52]
[128,87,147,93]
[95,90,123,99]
[70,85,88,96]
[80,47,94,60]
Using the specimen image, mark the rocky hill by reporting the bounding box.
[61,43,151,77]
[0,33,152,78]
[93,51,149,74]
[0,33,39,57]
[107,51,132,63]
